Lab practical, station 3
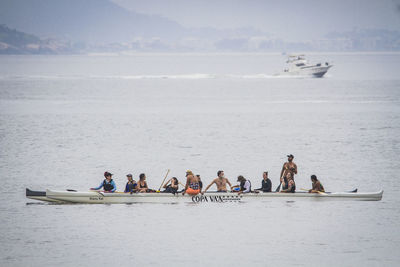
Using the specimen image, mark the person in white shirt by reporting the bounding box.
[236,175,251,193]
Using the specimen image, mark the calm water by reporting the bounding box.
[0,53,399,266]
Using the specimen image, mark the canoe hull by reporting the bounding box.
[39,189,383,204]
[26,188,63,203]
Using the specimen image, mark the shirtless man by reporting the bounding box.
[183,170,200,196]
[202,170,233,194]
[277,154,298,191]
[281,154,298,180]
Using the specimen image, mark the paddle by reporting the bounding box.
[275,173,285,192]
[157,169,170,192]
[300,188,327,195]
[275,182,281,192]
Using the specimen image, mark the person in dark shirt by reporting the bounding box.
[90,171,116,193]
[196,174,203,190]
[124,174,138,193]
[255,171,272,192]
[162,177,179,193]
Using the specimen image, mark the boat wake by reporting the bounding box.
[0,73,307,81]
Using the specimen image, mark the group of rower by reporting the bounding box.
[90,154,325,195]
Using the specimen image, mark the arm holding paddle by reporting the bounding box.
[162,178,173,189]
[157,169,170,192]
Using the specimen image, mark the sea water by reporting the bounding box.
[0,53,399,266]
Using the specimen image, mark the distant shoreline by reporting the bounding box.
[1,51,400,57]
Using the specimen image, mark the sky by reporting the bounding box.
[112,0,400,41]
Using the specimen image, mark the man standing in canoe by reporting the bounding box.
[202,170,233,194]
[183,170,200,195]
[309,175,325,193]
[90,171,116,193]
[277,154,297,191]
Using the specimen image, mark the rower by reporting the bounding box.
[90,171,116,193]
[183,170,200,195]
[202,170,233,194]
[309,175,325,193]
[124,174,138,193]
[255,171,272,192]
[280,172,296,193]
[162,177,179,194]
[137,173,153,192]
[196,174,203,191]
[236,175,251,193]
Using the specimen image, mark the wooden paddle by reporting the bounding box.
[157,169,170,192]
[300,188,327,195]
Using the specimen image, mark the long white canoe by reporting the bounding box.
[26,188,383,203]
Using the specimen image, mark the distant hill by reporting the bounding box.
[1,0,399,53]
[0,0,186,43]
[0,24,75,54]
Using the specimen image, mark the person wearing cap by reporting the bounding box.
[277,154,298,191]
[90,171,116,193]
[202,170,234,194]
[124,174,138,193]
[183,170,200,196]
[309,175,325,193]
[254,171,272,193]
[236,175,252,194]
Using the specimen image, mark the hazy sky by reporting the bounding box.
[113,0,400,40]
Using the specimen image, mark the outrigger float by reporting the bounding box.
[26,188,383,204]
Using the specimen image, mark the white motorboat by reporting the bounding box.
[283,54,332,77]
[26,188,383,204]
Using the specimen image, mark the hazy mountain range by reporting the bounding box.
[1,0,399,54]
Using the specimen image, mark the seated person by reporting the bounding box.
[162,177,179,193]
[137,173,151,192]
[124,173,138,193]
[280,172,295,193]
[183,170,200,196]
[254,171,272,192]
[236,175,251,193]
[90,171,116,193]
[202,170,233,194]
[309,175,325,193]
[196,175,203,191]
